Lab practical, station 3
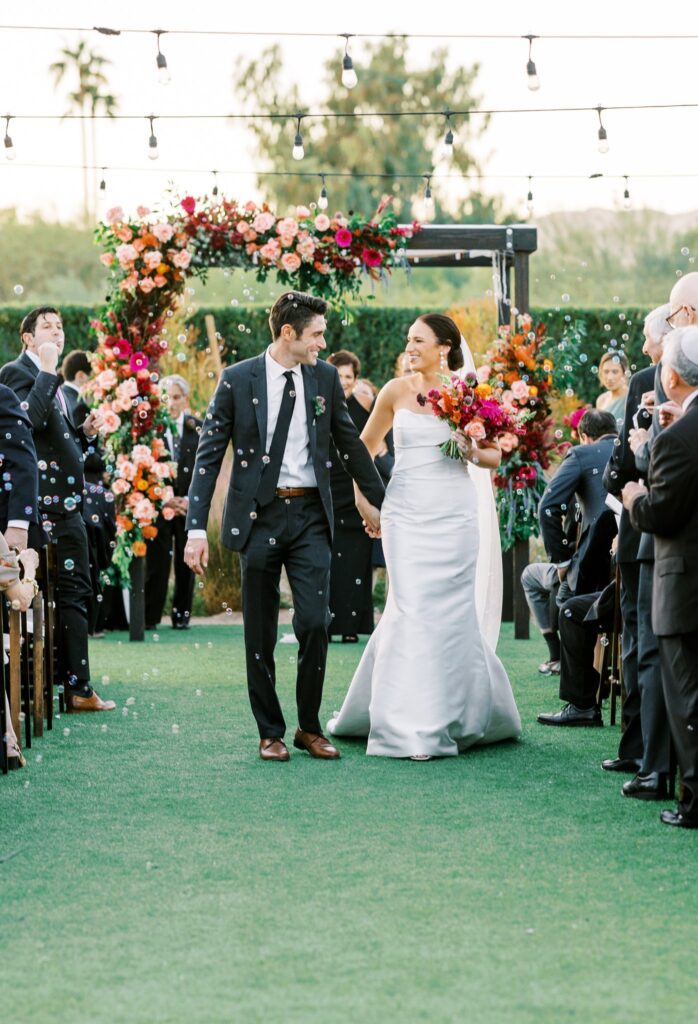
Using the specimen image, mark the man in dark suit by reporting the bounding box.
[625,325,698,829]
[145,374,201,630]
[536,409,618,726]
[60,350,93,423]
[0,382,41,549]
[185,291,384,762]
[0,306,114,712]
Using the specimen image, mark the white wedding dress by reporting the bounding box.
[327,409,521,758]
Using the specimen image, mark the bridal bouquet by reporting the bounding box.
[417,373,519,460]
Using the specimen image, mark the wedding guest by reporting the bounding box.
[521,562,562,674]
[393,351,412,378]
[0,381,42,551]
[0,307,114,712]
[145,374,201,630]
[596,351,629,425]
[625,325,698,829]
[1,534,40,768]
[600,304,672,788]
[60,350,93,422]
[326,350,375,641]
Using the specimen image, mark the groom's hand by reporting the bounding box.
[184,537,209,575]
[359,502,381,538]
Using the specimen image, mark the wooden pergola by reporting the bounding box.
[404,223,539,640]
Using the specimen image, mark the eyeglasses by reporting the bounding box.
[666,304,696,328]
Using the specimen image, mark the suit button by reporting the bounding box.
[250,511,257,519]
[231,528,240,535]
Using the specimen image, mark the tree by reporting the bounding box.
[232,39,502,224]
[50,40,118,225]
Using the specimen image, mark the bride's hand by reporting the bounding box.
[454,429,473,461]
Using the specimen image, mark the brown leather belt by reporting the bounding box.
[275,487,319,498]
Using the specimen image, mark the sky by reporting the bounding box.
[1,0,697,224]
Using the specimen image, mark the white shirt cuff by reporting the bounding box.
[556,560,572,569]
[187,529,207,539]
[7,519,29,530]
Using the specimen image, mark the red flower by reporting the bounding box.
[362,247,383,268]
[335,228,353,248]
[181,196,196,214]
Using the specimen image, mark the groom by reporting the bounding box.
[184,291,384,761]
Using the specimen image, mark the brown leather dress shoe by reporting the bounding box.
[68,691,116,713]
[293,728,341,760]
[259,738,290,762]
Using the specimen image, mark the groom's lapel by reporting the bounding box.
[250,353,268,450]
[302,364,318,462]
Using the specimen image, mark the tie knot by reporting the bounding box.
[284,370,295,385]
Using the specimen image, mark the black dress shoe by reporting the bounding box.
[622,773,668,801]
[602,757,642,773]
[660,808,698,829]
[537,703,603,727]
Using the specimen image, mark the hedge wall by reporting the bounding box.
[0,303,648,405]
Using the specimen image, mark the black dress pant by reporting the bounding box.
[328,515,374,637]
[617,561,644,762]
[239,494,331,738]
[558,593,610,709]
[660,631,698,819]
[637,561,670,775]
[145,514,195,627]
[47,512,92,687]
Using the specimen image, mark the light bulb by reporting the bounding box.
[598,129,609,155]
[442,128,454,160]
[424,186,434,210]
[318,186,328,210]
[342,54,358,89]
[526,60,540,91]
[157,55,171,86]
[148,134,159,161]
[526,192,534,214]
[292,132,304,161]
[623,189,631,211]
[4,134,15,161]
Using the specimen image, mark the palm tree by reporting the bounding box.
[50,41,118,225]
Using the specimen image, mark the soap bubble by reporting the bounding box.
[13,284,24,296]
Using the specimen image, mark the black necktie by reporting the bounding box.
[257,371,296,507]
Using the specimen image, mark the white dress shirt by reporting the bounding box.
[165,411,185,458]
[681,389,698,412]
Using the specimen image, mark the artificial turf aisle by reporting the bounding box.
[3,625,693,1023]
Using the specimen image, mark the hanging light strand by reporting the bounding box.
[147,115,159,160]
[524,34,540,91]
[596,105,609,153]
[154,30,170,85]
[623,174,631,210]
[3,114,15,160]
[341,33,358,89]
[526,176,534,213]
[442,110,455,160]
[318,173,328,209]
[292,114,305,160]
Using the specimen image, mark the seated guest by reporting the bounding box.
[539,409,618,607]
[602,304,672,792]
[1,533,40,769]
[145,374,201,630]
[625,325,698,829]
[0,381,42,551]
[596,351,629,426]
[521,562,561,674]
[326,350,375,642]
[0,307,114,712]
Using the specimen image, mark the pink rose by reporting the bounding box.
[101,409,122,434]
[138,277,156,294]
[280,252,302,273]
[314,214,331,232]
[498,432,519,453]
[100,252,115,267]
[112,477,130,494]
[154,274,168,288]
[464,420,487,441]
[510,380,530,401]
[95,369,117,392]
[105,206,124,224]
[116,243,138,267]
[476,364,492,383]
[235,220,250,235]
[136,206,151,218]
[276,217,299,240]
[253,212,275,233]
[244,201,257,213]
[173,250,192,269]
[119,272,138,292]
[296,237,317,260]
[259,239,281,262]
[295,205,311,219]
[152,222,174,243]
[114,226,134,243]
[143,250,163,270]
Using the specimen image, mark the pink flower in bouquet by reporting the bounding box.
[129,352,149,373]
[244,229,258,242]
[116,378,138,400]
[143,249,163,270]
[236,220,250,235]
[116,456,136,481]
[362,247,383,268]
[259,239,281,262]
[181,196,196,214]
[499,431,520,453]
[119,272,138,292]
[114,226,134,243]
[153,462,172,480]
[132,444,154,465]
[295,205,311,219]
[335,228,353,248]
[280,252,302,273]
[511,380,530,402]
[101,409,122,434]
[464,420,487,441]
[153,222,174,243]
[253,212,275,233]
[132,496,157,524]
[95,369,118,393]
[112,339,133,360]
[172,249,192,270]
[244,201,257,214]
[138,277,156,294]
[112,477,130,495]
[99,252,115,267]
[296,236,317,260]
[314,214,331,232]
[116,243,138,267]
[476,364,492,383]
[105,206,124,224]
[276,217,299,240]
[136,206,151,218]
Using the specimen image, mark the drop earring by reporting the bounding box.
[440,349,446,371]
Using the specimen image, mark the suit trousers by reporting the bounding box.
[47,512,92,687]
[558,593,607,708]
[239,493,332,738]
[145,515,195,627]
[659,631,698,819]
[637,561,670,775]
[521,562,559,633]
[616,561,644,762]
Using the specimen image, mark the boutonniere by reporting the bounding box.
[312,396,326,418]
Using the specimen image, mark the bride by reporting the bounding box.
[327,313,521,759]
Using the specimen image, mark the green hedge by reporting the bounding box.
[0,303,648,405]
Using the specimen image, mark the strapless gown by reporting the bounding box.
[327,409,521,758]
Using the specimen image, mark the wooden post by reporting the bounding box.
[512,538,531,640]
[502,547,514,622]
[204,314,224,374]
[129,556,146,642]
[33,594,44,738]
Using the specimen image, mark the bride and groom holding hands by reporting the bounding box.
[184,290,521,761]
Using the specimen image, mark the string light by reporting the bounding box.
[423,174,434,208]
[154,31,170,85]
[526,176,534,213]
[99,167,107,194]
[524,35,540,91]
[3,115,15,161]
[318,173,328,209]
[147,115,159,160]
[341,34,358,89]
[441,111,455,160]
[596,105,609,154]
[292,115,305,161]
[623,174,631,210]
[211,170,219,196]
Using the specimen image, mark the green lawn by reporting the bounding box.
[3,624,693,1024]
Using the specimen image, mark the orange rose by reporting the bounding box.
[132,541,147,557]
[136,479,149,492]
[142,525,158,540]
[118,517,135,532]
